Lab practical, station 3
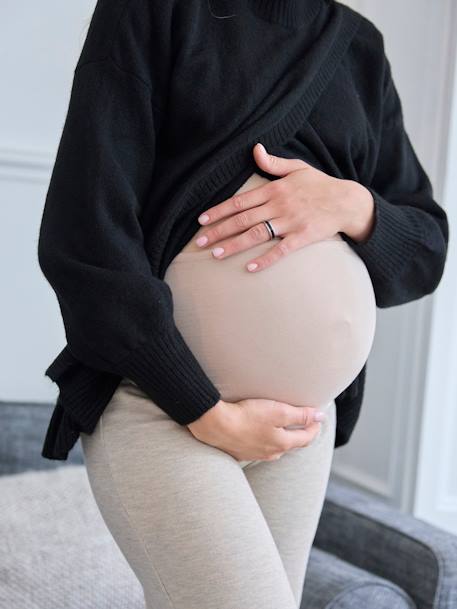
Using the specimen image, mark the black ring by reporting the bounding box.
[263,219,276,239]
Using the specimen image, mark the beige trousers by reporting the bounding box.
[81,173,376,609]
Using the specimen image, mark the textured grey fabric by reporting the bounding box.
[302,546,416,609]
[0,401,84,476]
[315,478,457,609]
[0,465,145,609]
[1,400,457,609]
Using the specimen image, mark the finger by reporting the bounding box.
[197,201,278,250]
[273,403,325,428]
[264,452,284,461]
[197,181,277,226]
[245,234,301,272]
[254,143,311,177]
[275,422,322,451]
[211,215,292,261]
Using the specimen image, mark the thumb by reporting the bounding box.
[280,403,327,429]
[253,142,309,177]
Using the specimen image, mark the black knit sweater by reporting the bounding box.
[38,0,449,460]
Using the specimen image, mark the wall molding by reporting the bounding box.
[415,29,457,531]
[332,0,457,518]
[0,146,53,184]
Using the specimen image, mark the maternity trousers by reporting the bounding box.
[80,173,376,609]
[81,385,335,609]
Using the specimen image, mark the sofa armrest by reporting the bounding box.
[314,477,457,609]
[303,547,416,609]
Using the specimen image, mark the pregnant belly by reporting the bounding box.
[164,173,377,410]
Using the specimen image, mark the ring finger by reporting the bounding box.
[210,215,288,259]
[198,200,276,246]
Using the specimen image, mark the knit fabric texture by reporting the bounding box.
[0,465,145,607]
[38,0,449,460]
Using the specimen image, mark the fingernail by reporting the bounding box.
[196,235,208,247]
[198,214,209,224]
[212,247,224,257]
[247,263,258,271]
[313,411,327,422]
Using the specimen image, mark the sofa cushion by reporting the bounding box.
[315,478,457,609]
[0,464,145,609]
[303,546,416,609]
[0,401,84,475]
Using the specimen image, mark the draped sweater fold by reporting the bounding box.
[37,0,449,460]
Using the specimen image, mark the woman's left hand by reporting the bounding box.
[195,143,376,272]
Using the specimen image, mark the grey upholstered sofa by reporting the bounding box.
[1,400,456,609]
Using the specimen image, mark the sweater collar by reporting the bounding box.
[247,0,325,28]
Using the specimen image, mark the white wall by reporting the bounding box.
[0,1,95,401]
[415,44,457,533]
[333,0,457,534]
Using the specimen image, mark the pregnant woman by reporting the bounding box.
[37,1,449,608]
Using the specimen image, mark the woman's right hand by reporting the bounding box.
[186,398,327,462]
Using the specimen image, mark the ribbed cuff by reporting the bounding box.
[339,187,424,283]
[119,325,222,425]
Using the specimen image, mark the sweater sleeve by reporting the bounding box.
[340,56,449,308]
[38,58,222,425]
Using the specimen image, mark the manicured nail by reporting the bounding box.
[246,263,258,271]
[199,213,209,224]
[212,247,224,257]
[313,411,327,422]
[196,235,208,247]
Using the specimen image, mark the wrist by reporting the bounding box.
[340,180,376,243]
[186,398,235,435]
